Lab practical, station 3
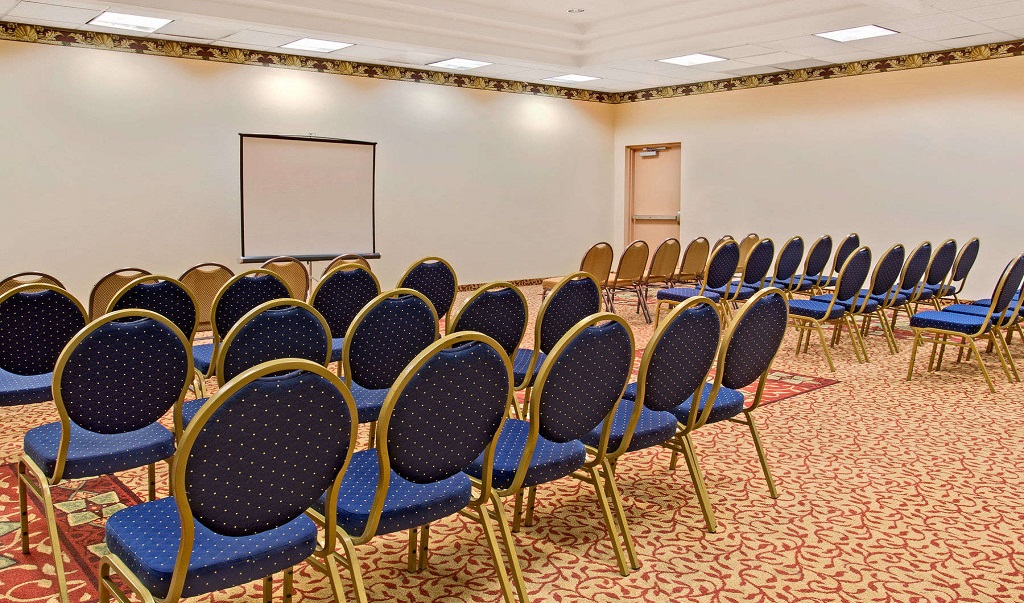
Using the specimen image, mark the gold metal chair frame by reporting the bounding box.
[907,239,957,314]
[99,358,357,603]
[541,242,613,304]
[89,267,151,319]
[397,256,459,329]
[640,237,682,308]
[671,237,710,287]
[940,237,981,304]
[791,235,833,298]
[323,254,372,274]
[19,309,192,603]
[262,256,311,301]
[309,263,382,376]
[820,233,860,293]
[652,238,736,327]
[771,236,805,299]
[889,241,932,327]
[734,233,760,276]
[720,238,774,320]
[852,244,904,356]
[0,282,87,326]
[604,240,651,322]
[448,281,529,356]
[308,332,527,603]
[0,271,65,296]
[178,263,235,333]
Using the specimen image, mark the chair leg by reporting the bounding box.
[600,458,640,571]
[283,567,294,603]
[744,412,778,499]
[488,491,530,603]
[681,434,717,533]
[367,422,376,448]
[418,523,430,571]
[967,337,996,393]
[147,463,157,501]
[19,459,70,603]
[906,330,921,381]
[338,534,368,603]
[524,486,537,527]
[588,464,629,576]
[407,527,419,571]
[878,311,898,354]
[990,331,1017,384]
[322,553,349,603]
[18,461,29,554]
[813,322,836,372]
[263,576,273,603]
[511,490,524,533]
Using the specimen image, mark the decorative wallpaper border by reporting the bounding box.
[2,20,1023,104]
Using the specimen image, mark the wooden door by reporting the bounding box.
[626,143,681,248]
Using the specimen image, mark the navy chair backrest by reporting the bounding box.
[833,233,860,274]
[640,301,720,413]
[310,266,380,340]
[449,284,528,357]
[220,301,330,383]
[56,311,190,434]
[385,336,509,484]
[774,237,804,282]
[213,271,291,341]
[536,316,633,444]
[899,242,932,291]
[803,235,833,283]
[0,285,87,376]
[399,258,457,319]
[539,276,601,354]
[704,241,741,290]
[951,238,980,282]
[721,290,788,390]
[992,255,1024,315]
[870,245,906,297]
[346,290,438,390]
[836,247,872,302]
[742,238,775,286]
[182,363,354,537]
[109,277,198,341]
[925,239,958,287]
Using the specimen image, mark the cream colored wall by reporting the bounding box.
[0,40,614,300]
[612,56,1024,300]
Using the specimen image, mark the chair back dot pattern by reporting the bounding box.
[179,264,234,332]
[925,240,958,287]
[348,294,437,390]
[451,287,528,357]
[537,320,633,444]
[110,279,198,340]
[774,237,804,282]
[833,233,861,274]
[580,243,614,286]
[0,288,86,376]
[900,243,932,291]
[992,256,1024,315]
[742,239,775,287]
[870,245,906,297]
[184,368,353,537]
[642,303,721,413]
[721,291,788,390]
[222,304,330,383]
[310,267,380,341]
[951,238,980,282]
[803,236,834,284]
[213,273,290,341]
[89,268,151,319]
[59,316,189,434]
[704,241,740,290]
[836,247,872,303]
[539,277,601,354]
[386,339,509,484]
[399,260,457,318]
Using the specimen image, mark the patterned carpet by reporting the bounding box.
[2,285,1023,603]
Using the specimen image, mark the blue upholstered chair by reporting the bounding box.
[342,288,439,440]
[18,310,192,603]
[766,236,805,297]
[0,284,87,407]
[910,238,957,311]
[312,332,519,603]
[847,244,906,355]
[907,253,1024,393]
[107,274,199,344]
[191,269,291,392]
[99,359,357,603]
[654,239,740,326]
[513,272,601,393]
[467,313,636,576]
[309,263,381,371]
[177,299,333,435]
[448,282,529,359]
[822,233,860,288]
[788,234,833,294]
[88,267,151,319]
[790,247,872,371]
[936,237,980,303]
[584,298,719,533]
[889,241,932,326]
[713,238,774,315]
[397,256,458,328]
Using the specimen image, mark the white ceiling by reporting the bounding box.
[3,0,1024,92]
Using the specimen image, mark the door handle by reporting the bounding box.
[633,214,680,223]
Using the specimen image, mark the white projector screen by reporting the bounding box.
[240,134,376,262]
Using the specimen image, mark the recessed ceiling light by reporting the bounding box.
[280,38,353,52]
[544,74,599,83]
[658,53,726,66]
[88,12,172,33]
[567,8,585,13]
[428,58,492,70]
[815,25,897,42]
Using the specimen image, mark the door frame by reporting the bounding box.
[624,142,682,245]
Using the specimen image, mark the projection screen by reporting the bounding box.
[240,134,376,262]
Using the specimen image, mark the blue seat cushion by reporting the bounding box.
[512,348,545,387]
[821,275,838,287]
[318,449,470,536]
[810,294,879,313]
[581,399,676,453]
[973,295,1018,308]
[0,368,52,407]
[466,418,585,490]
[329,338,345,363]
[909,310,988,335]
[786,275,824,291]
[24,421,175,480]
[180,398,209,428]
[788,299,846,321]
[349,381,388,424]
[656,288,721,303]
[913,288,935,301]
[106,497,317,599]
[708,283,758,300]
[192,343,214,375]
[942,304,1019,326]
[668,382,746,426]
[857,289,907,306]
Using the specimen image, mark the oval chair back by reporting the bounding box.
[863,244,906,311]
[989,255,1024,323]
[89,268,151,319]
[107,276,199,343]
[832,233,861,276]
[772,236,804,291]
[448,282,528,358]
[612,240,650,284]
[211,270,291,344]
[676,237,710,284]
[702,240,741,292]
[741,238,775,288]
[261,256,310,300]
[735,233,759,272]
[0,284,88,378]
[946,237,980,299]
[216,299,331,386]
[802,236,833,287]
[343,289,439,391]
[835,247,873,305]
[580,242,614,287]
[309,264,381,351]
[398,257,458,324]
[645,238,681,287]
[924,239,958,290]
[537,273,602,355]
[898,242,932,293]
[179,263,234,332]
[0,272,64,296]
[324,254,371,274]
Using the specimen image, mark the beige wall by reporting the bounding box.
[0,40,614,300]
[613,56,1024,300]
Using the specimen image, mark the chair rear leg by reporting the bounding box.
[18,461,29,554]
[524,486,537,527]
[488,491,530,603]
[588,465,629,576]
[681,434,717,533]
[743,412,778,498]
[338,535,368,603]
[906,330,922,381]
[600,458,640,571]
[967,337,996,393]
[813,322,836,372]
[283,567,294,603]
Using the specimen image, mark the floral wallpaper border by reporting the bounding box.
[2,20,1023,104]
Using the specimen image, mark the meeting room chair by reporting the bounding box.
[936,237,980,303]
[88,267,151,319]
[653,239,740,326]
[105,275,200,344]
[640,237,682,301]
[844,244,906,355]
[904,238,957,314]
[734,233,760,275]
[541,242,613,302]
[178,263,234,332]
[888,241,932,326]
[324,253,372,274]
[713,238,774,315]
[823,233,861,288]
[398,256,458,328]
[262,256,311,300]
[766,236,805,297]
[466,313,637,576]
[0,284,87,407]
[448,282,529,363]
[604,240,651,321]
[99,358,356,603]
[309,263,381,372]
[312,332,524,603]
[789,247,872,371]
[0,272,64,296]
[671,237,710,287]
[19,309,192,603]
[790,235,833,295]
